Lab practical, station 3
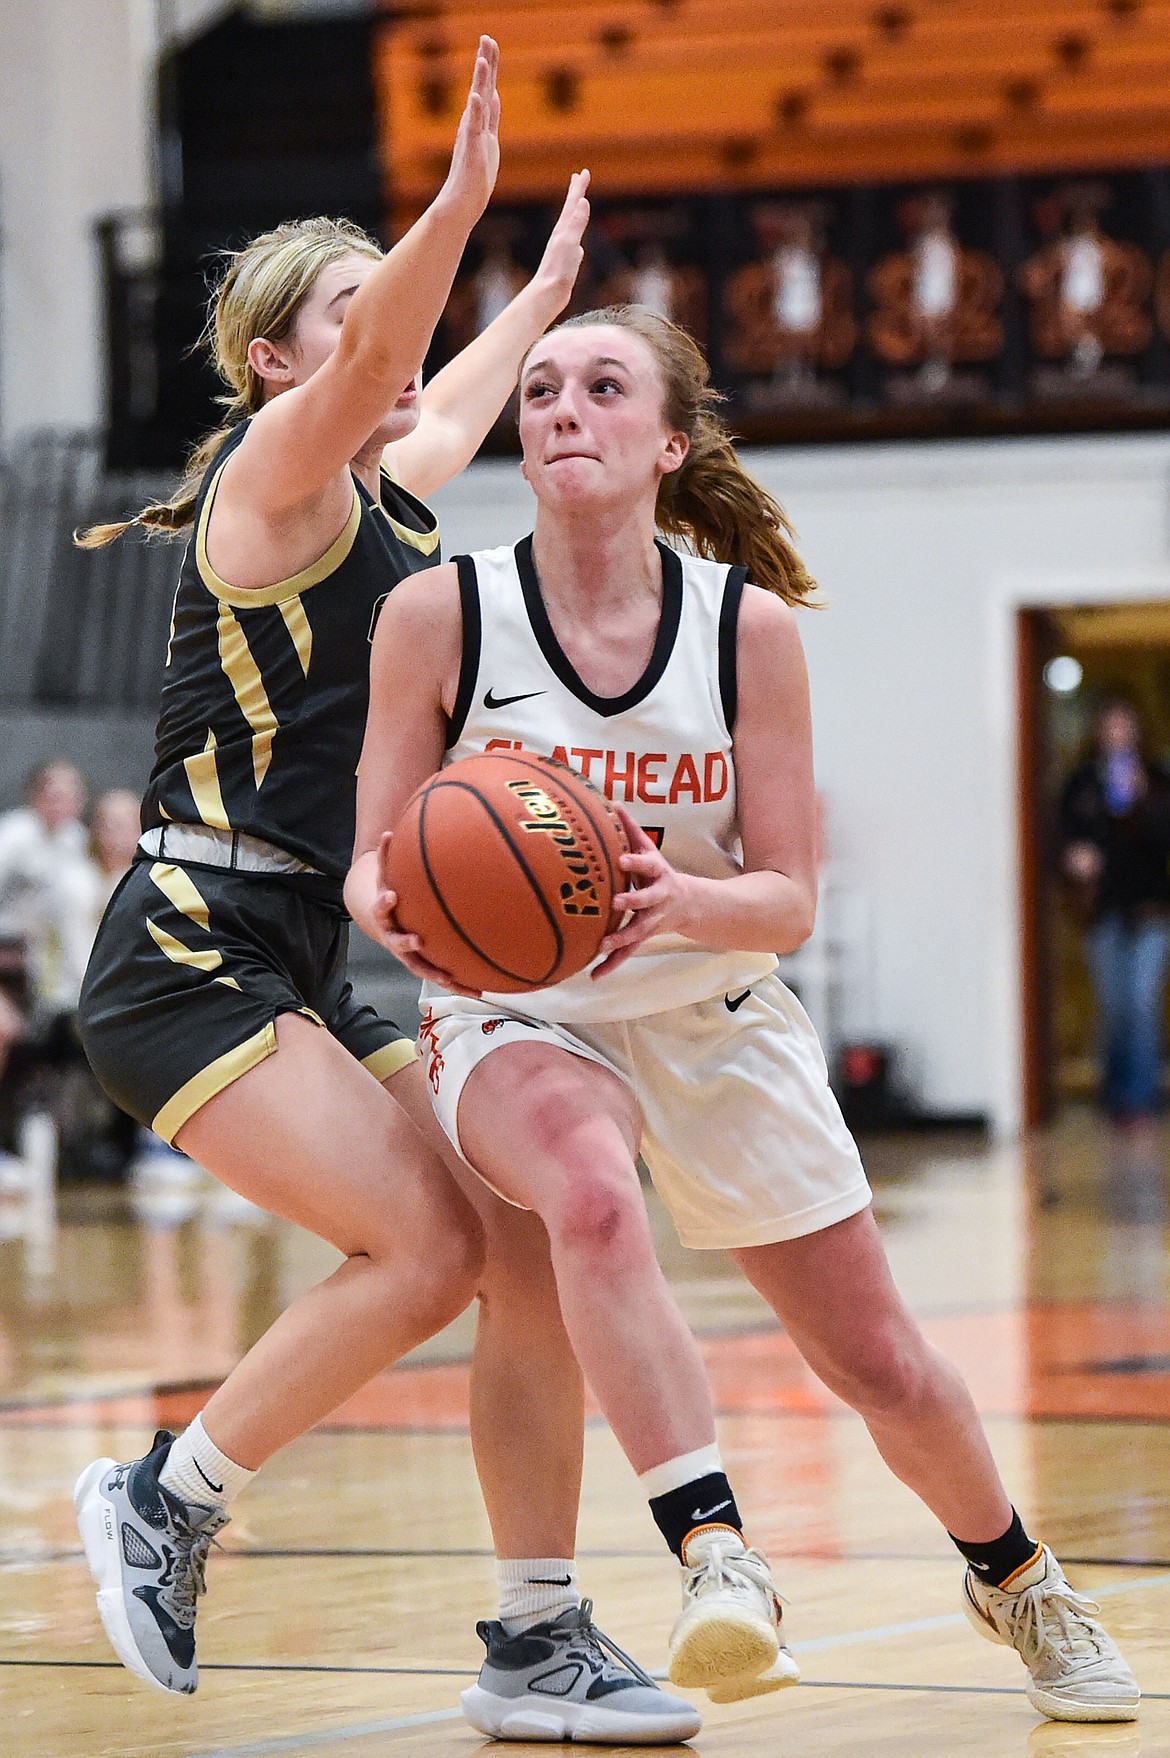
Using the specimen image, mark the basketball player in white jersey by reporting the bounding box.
[347,306,1139,1729]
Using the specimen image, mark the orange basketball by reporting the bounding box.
[386,752,629,993]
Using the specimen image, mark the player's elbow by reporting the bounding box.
[774,888,817,955]
[334,326,409,396]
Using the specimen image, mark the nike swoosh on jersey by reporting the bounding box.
[483,687,548,710]
[725,989,752,1012]
[691,1499,733,1521]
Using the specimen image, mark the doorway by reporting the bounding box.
[1018,601,1170,1127]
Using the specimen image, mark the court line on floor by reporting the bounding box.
[6,1653,1168,1705]
[0,1660,475,1675]
[163,1681,1170,1758]
[0,1377,220,1413]
[184,1707,467,1756]
[7,1408,1170,1432]
[787,1570,1168,1654]
[7,1572,1164,1692]
[9,1544,1167,1570]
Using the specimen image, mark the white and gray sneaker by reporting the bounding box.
[668,1528,800,1702]
[963,1544,1140,1722]
[461,1600,702,1744]
[74,1428,228,1695]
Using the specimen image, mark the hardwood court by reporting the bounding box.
[2,1116,1168,1757]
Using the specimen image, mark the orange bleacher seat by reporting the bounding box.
[375,0,1170,204]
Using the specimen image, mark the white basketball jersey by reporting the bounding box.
[437,536,778,1023]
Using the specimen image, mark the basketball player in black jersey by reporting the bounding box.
[68,42,699,1739]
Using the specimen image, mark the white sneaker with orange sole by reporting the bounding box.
[963,1544,1140,1723]
[667,1528,800,1704]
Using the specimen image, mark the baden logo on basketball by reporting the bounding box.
[507,780,603,919]
[386,752,627,993]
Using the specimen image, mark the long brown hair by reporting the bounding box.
[77,216,382,549]
[549,305,816,604]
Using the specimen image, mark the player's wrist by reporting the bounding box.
[672,873,709,941]
[429,184,489,241]
[526,268,575,322]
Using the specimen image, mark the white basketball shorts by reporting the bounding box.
[417,971,872,1251]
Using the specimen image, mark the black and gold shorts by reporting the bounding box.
[78,858,415,1142]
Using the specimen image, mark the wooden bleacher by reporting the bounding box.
[374,0,1170,205]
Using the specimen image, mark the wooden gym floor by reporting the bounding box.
[2,1113,1169,1758]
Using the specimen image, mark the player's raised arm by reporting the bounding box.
[228,36,501,514]
[386,171,591,499]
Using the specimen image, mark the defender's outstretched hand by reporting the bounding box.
[531,171,591,316]
[442,35,501,225]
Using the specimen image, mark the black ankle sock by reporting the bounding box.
[648,1472,743,1561]
[949,1509,1039,1588]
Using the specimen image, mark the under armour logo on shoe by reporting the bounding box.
[691,1499,733,1521]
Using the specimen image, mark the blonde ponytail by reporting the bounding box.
[555,306,816,605]
[77,215,382,550]
[76,427,235,548]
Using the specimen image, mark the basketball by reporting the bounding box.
[386,751,629,992]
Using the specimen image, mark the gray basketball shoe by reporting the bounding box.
[74,1429,228,1694]
[461,1600,703,1744]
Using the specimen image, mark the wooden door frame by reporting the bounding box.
[1016,607,1056,1131]
[1015,590,1170,1128]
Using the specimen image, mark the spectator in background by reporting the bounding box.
[0,779,144,1183]
[44,786,143,1024]
[0,761,90,1018]
[1060,699,1170,1122]
[82,789,142,925]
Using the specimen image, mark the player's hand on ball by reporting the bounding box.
[593,810,698,979]
[373,833,483,997]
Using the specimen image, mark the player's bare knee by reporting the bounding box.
[551,1173,646,1264]
[821,1331,934,1422]
[403,1211,485,1331]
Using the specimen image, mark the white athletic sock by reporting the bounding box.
[637,1442,725,1502]
[159,1414,255,1513]
[497,1557,580,1633]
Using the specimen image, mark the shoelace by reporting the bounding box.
[573,1599,658,1688]
[161,1511,229,1627]
[993,1578,1105,1670]
[683,1543,783,1621]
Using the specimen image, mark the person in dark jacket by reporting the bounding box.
[1060,697,1170,1120]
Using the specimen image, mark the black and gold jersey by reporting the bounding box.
[142,419,440,886]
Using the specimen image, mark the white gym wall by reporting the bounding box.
[433,433,1170,1134]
